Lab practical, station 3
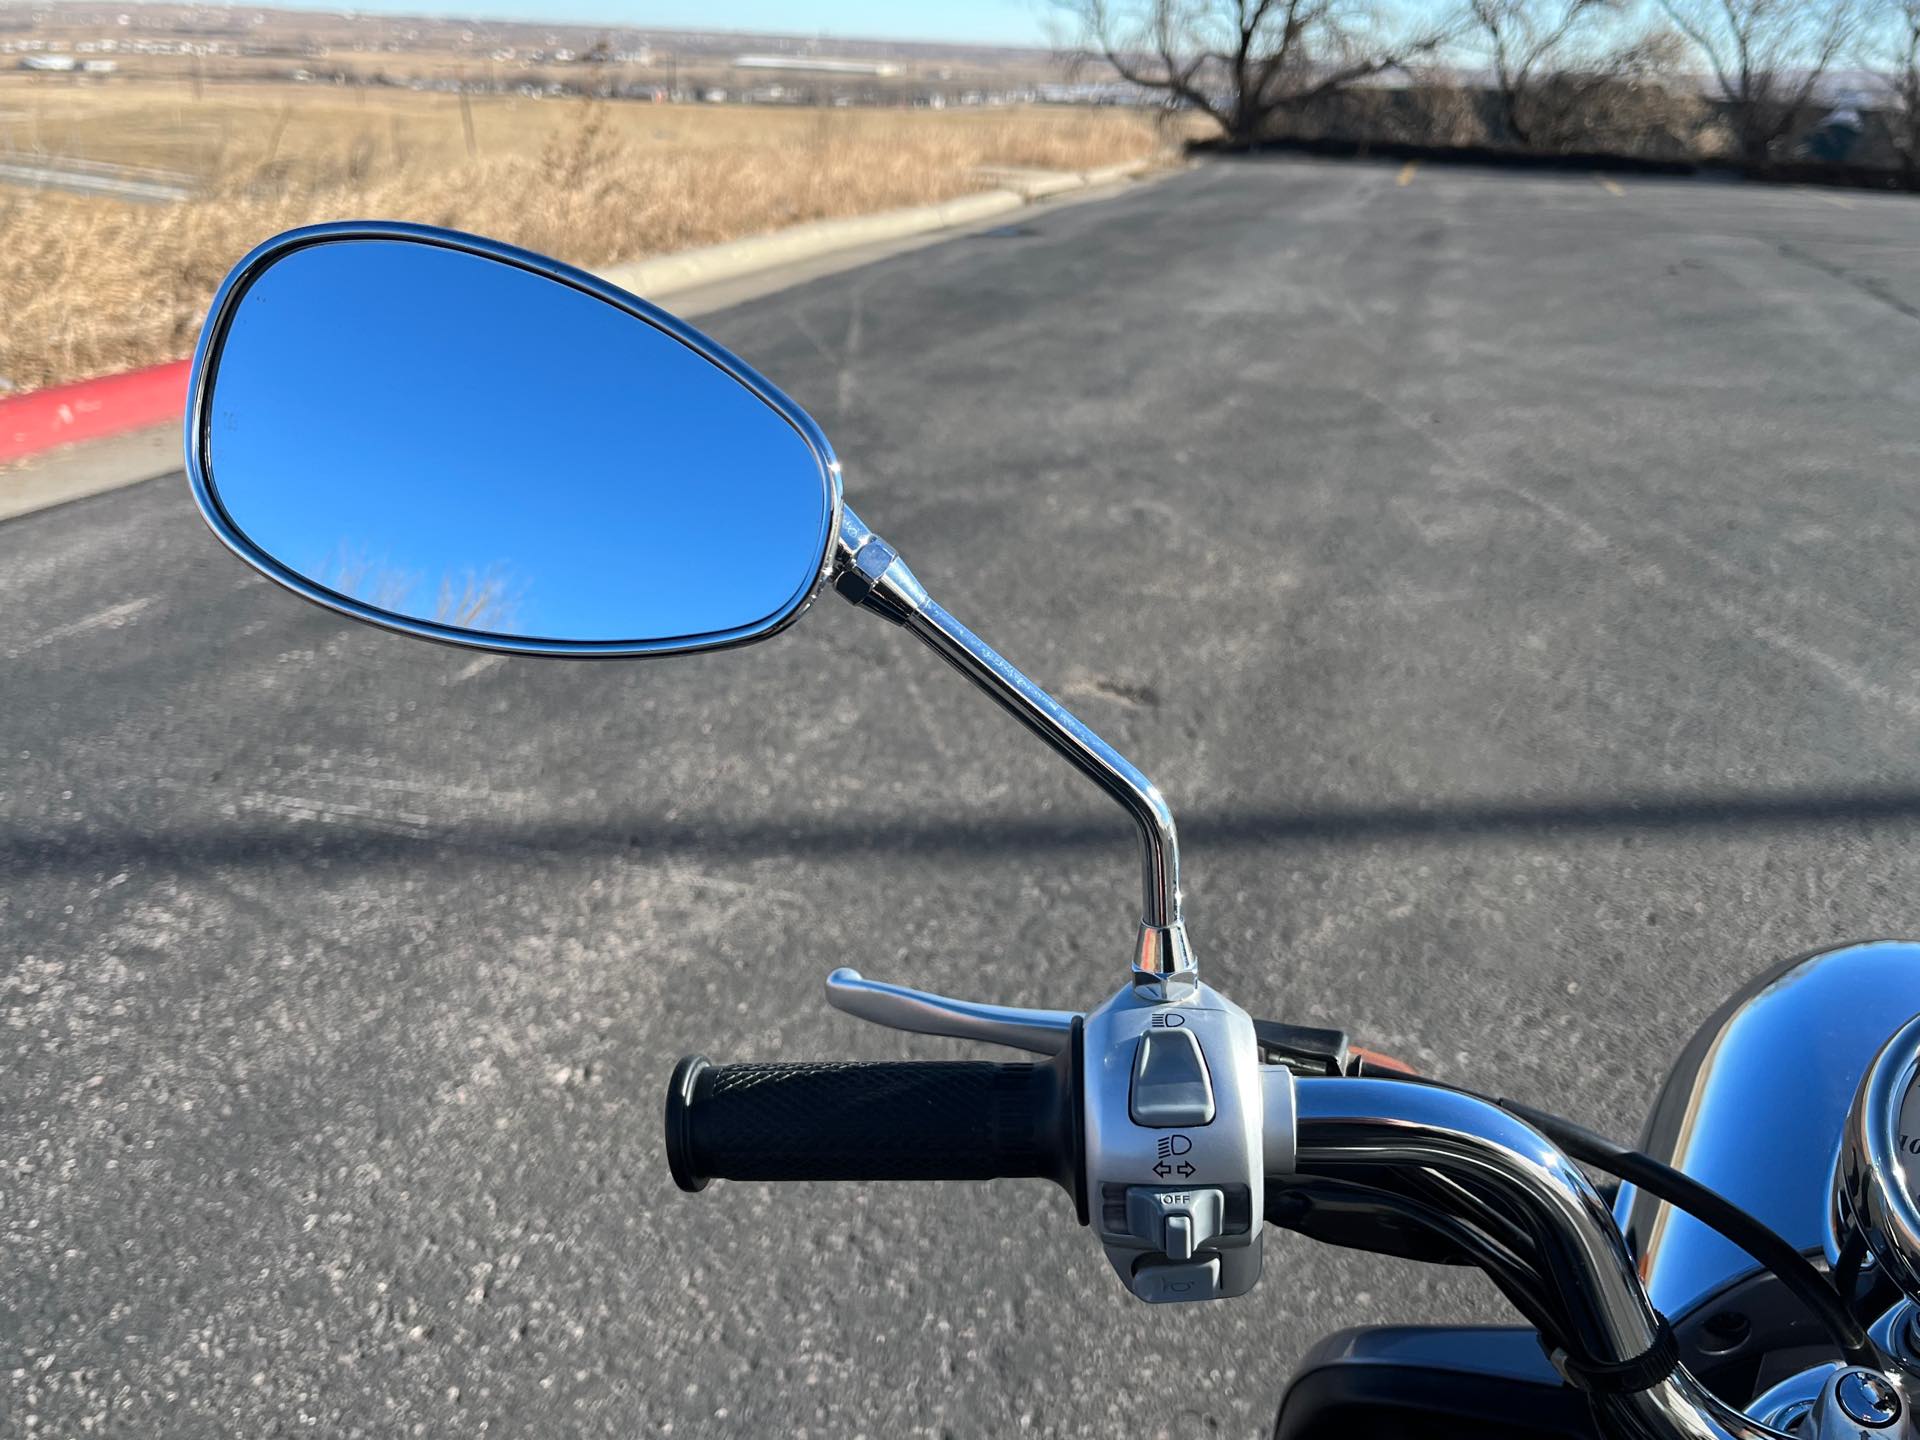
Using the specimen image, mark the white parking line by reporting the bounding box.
[5,596,154,658]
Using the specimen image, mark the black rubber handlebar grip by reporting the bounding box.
[665,1032,1084,1217]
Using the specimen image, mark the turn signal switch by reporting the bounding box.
[1127,1186,1224,1262]
[1083,981,1294,1304]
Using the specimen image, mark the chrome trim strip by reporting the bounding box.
[184,220,844,659]
[1617,1365,1801,1440]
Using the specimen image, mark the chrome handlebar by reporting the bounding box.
[1294,1077,1665,1367]
[1290,1078,1800,1440]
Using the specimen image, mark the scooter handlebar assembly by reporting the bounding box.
[666,971,1920,1439]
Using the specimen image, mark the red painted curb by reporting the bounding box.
[0,359,189,465]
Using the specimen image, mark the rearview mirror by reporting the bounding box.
[187,224,840,656]
[186,220,1198,995]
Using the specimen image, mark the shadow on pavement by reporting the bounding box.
[9,784,1920,877]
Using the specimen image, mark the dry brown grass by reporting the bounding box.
[0,82,1168,392]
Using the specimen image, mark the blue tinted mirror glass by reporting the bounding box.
[197,234,837,651]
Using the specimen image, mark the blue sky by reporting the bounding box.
[333,1,1059,46]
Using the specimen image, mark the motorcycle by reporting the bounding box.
[183,219,1920,1438]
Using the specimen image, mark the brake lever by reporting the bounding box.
[824,967,1077,1056]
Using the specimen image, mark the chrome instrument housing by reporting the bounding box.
[1617,942,1920,1327]
[1835,1013,1920,1308]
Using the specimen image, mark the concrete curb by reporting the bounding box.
[0,424,180,524]
[599,158,1158,298]
[599,191,1024,296]
[0,359,190,465]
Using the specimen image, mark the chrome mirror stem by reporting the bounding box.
[833,507,1194,996]
[825,967,1076,1055]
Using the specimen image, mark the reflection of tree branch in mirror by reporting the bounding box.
[312,545,524,635]
[434,568,524,634]
[315,543,422,615]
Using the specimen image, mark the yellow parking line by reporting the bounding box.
[1396,161,1420,187]
[1597,176,1626,197]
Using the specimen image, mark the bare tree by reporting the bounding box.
[1527,27,1705,156]
[1870,0,1920,179]
[1658,0,1861,167]
[1056,0,1455,147]
[1466,0,1625,146]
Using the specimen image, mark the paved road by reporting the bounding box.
[8,157,1920,1437]
[0,155,194,203]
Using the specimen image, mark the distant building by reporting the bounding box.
[732,54,900,78]
[20,54,79,71]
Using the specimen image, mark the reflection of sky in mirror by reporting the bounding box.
[207,239,833,644]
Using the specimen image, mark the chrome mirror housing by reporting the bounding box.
[187,223,842,658]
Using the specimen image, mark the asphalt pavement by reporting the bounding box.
[8,156,1920,1438]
